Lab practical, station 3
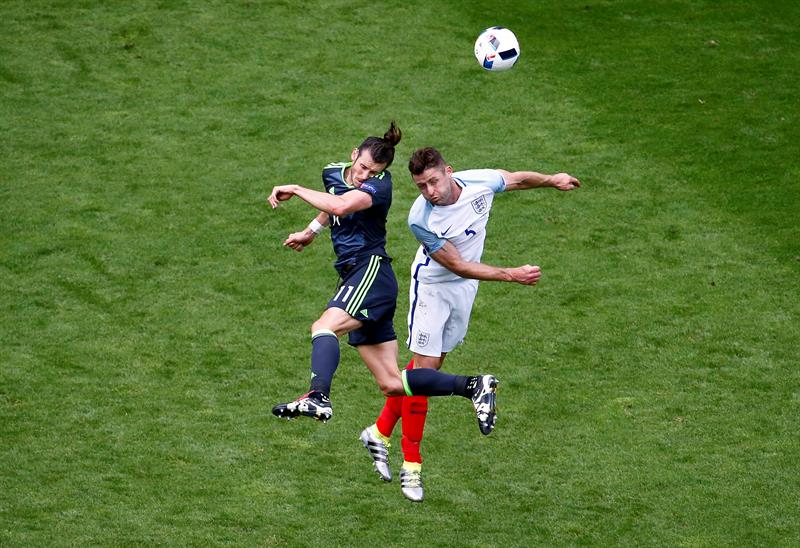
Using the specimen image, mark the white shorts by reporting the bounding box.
[407,278,479,357]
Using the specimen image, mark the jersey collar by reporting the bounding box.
[340,162,356,188]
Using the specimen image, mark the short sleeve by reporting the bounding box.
[410,223,447,254]
[357,172,391,209]
[452,169,506,193]
[407,196,446,253]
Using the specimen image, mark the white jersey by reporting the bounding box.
[408,169,506,284]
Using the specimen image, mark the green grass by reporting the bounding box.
[2,0,799,545]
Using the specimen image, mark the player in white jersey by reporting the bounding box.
[360,146,580,502]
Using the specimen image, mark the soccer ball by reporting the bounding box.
[474,27,520,72]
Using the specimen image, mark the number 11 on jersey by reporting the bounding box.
[333,285,354,303]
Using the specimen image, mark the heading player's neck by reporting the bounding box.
[440,176,462,206]
[343,166,359,187]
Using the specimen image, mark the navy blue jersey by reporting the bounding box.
[321,162,393,270]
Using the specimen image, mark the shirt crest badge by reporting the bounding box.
[471,195,488,214]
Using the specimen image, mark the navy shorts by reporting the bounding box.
[328,255,397,346]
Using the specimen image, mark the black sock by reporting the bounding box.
[405,369,473,399]
[309,330,339,397]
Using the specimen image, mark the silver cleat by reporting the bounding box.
[360,426,392,482]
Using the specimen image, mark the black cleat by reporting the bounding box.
[272,391,333,422]
[471,375,498,435]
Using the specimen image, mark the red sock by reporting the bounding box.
[401,395,428,464]
[375,359,414,438]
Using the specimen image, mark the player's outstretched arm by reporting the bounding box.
[268,184,372,216]
[429,241,541,285]
[284,212,329,252]
[498,169,580,192]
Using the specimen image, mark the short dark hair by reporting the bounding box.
[357,121,402,168]
[408,147,446,176]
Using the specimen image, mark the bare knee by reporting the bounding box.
[311,307,360,337]
[378,377,405,397]
[312,317,338,335]
[311,319,326,333]
[414,354,443,370]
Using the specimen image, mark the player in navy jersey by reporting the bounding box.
[359,146,580,502]
[268,125,500,446]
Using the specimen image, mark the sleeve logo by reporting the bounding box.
[360,182,377,194]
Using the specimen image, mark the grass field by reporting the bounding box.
[2,0,799,545]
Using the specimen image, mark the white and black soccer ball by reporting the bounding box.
[474,26,520,72]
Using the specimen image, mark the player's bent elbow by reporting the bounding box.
[329,200,357,217]
[329,204,348,217]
